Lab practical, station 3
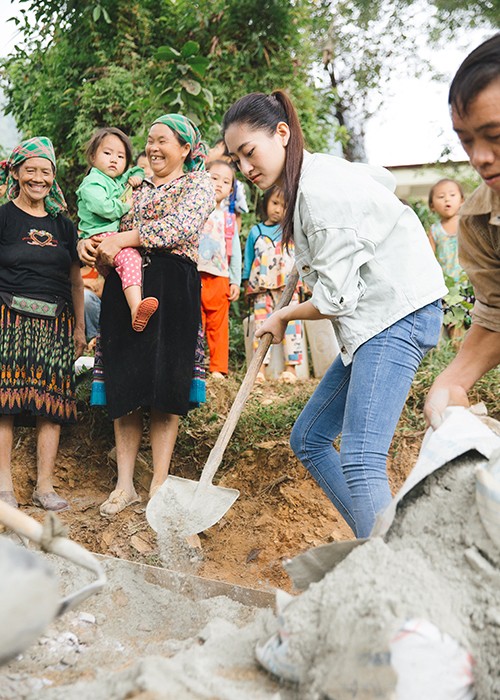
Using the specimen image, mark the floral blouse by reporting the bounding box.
[120,171,215,262]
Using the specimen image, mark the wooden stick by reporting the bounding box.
[198,267,300,489]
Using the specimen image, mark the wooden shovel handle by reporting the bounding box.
[0,499,106,589]
[199,267,300,488]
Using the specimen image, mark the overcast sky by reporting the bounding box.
[0,3,491,166]
[364,34,490,167]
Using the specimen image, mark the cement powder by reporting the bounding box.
[1,555,286,699]
[2,453,500,699]
[271,454,500,699]
[155,508,204,574]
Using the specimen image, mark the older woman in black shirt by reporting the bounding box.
[0,137,85,511]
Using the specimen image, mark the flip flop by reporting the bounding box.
[32,490,70,512]
[132,297,159,332]
[0,491,18,509]
[99,489,141,518]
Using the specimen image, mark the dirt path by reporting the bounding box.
[8,378,421,592]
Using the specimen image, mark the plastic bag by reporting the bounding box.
[475,448,500,550]
[390,619,475,700]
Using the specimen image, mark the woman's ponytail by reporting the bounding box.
[222,90,304,245]
[271,90,303,246]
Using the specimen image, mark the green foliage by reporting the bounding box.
[310,0,497,160]
[424,0,500,36]
[313,0,435,160]
[443,273,474,329]
[236,390,306,438]
[228,306,247,373]
[408,193,475,331]
[1,0,329,211]
[3,0,495,198]
[405,339,500,423]
[408,198,439,231]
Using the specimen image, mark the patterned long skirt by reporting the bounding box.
[0,304,77,425]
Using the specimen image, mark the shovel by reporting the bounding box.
[146,267,300,536]
[0,500,106,614]
[0,500,107,665]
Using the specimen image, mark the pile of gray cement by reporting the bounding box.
[1,554,287,699]
[2,452,499,699]
[271,453,500,699]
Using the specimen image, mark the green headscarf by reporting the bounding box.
[0,136,67,217]
[152,114,208,172]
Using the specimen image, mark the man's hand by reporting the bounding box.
[424,384,470,430]
[424,324,500,429]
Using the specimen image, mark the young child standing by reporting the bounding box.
[77,127,158,332]
[207,139,249,230]
[243,186,303,383]
[198,160,241,378]
[428,178,466,339]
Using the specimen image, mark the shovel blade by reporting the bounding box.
[146,475,240,536]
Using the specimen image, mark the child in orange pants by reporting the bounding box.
[198,160,241,377]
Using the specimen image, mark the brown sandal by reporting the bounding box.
[279,370,297,384]
[100,489,140,518]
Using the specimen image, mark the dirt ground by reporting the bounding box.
[8,377,421,593]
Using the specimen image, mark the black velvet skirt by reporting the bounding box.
[100,252,201,419]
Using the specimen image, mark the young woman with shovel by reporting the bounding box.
[223,91,446,538]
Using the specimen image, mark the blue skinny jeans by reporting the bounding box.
[290,301,442,538]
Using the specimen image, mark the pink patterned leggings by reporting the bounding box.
[93,231,143,290]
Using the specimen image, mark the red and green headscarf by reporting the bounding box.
[0,136,67,217]
[152,114,208,172]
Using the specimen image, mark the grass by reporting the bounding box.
[78,338,499,475]
[404,339,500,426]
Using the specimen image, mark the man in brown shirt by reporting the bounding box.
[425,33,500,427]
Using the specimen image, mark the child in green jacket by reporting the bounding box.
[77,127,158,332]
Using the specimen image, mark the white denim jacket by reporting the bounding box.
[293,152,447,364]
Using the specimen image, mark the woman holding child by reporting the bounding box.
[79,115,214,517]
[223,91,446,538]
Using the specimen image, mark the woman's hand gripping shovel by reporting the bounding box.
[146,267,300,537]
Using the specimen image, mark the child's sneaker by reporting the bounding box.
[132,297,159,332]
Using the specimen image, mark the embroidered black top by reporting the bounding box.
[0,201,78,304]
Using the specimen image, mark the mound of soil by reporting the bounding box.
[7,376,421,592]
